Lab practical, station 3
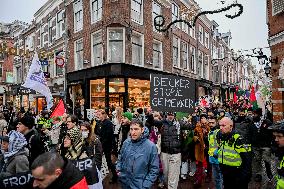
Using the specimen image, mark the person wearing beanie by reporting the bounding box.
[122,112,133,122]
[119,112,133,151]
[17,115,45,165]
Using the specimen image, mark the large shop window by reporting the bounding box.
[128,79,150,109]
[90,79,105,109]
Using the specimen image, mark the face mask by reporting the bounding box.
[82,131,89,139]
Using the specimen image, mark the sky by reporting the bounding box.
[0,0,269,68]
[196,0,270,69]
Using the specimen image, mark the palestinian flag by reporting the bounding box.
[249,85,258,110]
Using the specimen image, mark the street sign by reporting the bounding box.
[150,74,196,113]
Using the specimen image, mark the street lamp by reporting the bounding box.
[264,62,271,77]
[154,2,243,33]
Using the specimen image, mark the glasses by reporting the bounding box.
[209,122,215,124]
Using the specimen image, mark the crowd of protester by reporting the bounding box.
[0,98,283,189]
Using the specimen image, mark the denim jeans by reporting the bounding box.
[212,163,223,189]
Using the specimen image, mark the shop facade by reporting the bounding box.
[67,63,197,117]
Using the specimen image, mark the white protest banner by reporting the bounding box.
[22,53,53,109]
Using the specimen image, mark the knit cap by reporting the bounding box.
[122,112,133,121]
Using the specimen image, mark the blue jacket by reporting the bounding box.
[116,127,159,189]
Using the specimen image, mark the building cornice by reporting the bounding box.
[268,30,284,46]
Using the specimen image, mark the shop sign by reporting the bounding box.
[150,74,195,112]
[18,86,36,95]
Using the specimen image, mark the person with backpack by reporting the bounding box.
[16,115,45,165]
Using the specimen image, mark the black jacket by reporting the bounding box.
[251,119,273,147]
[160,119,182,154]
[97,119,114,152]
[24,129,45,165]
[234,117,254,144]
[46,160,86,189]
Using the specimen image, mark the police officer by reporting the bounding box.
[217,117,252,189]
[269,121,284,188]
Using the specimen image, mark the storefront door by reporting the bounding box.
[109,93,124,111]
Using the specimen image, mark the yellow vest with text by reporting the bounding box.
[277,156,284,189]
[218,133,251,167]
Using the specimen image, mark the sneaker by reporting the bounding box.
[189,171,195,176]
[181,175,187,180]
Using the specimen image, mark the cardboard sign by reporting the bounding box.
[150,74,195,112]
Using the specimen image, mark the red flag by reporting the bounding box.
[233,86,239,103]
[50,99,65,118]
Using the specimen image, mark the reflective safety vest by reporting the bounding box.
[218,133,251,167]
[277,156,284,189]
[208,129,219,156]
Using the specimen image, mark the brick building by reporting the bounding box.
[267,0,284,122]
[64,0,241,114]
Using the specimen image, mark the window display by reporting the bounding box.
[90,79,105,109]
[128,78,150,109]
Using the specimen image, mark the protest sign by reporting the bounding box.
[150,74,196,112]
[0,158,102,189]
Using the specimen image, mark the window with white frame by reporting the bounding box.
[153,40,162,69]
[172,2,179,28]
[108,28,124,63]
[57,10,64,38]
[132,33,143,66]
[152,1,161,32]
[48,18,53,44]
[172,36,179,67]
[205,31,209,49]
[198,25,204,44]
[198,51,203,77]
[40,25,44,47]
[92,30,103,66]
[74,0,83,32]
[181,41,188,69]
[190,46,196,72]
[91,0,102,23]
[220,45,224,58]
[131,0,143,24]
[75,39,84,70]
[203,54,209,79]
